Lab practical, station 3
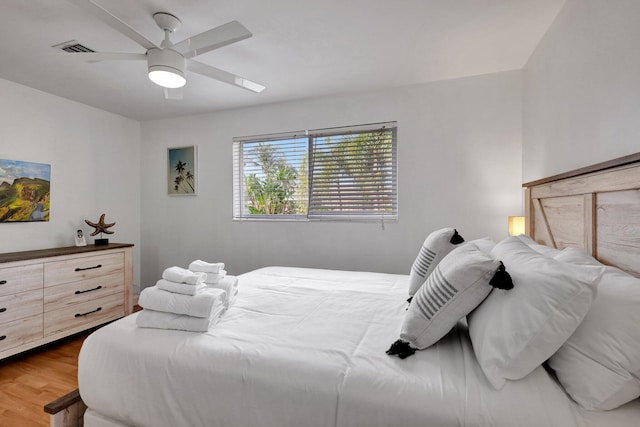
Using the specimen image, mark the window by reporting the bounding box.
[233,122,397,221]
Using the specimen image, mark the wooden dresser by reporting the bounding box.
[0,243,133,360]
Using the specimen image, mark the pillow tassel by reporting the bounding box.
[450,229,465,245]
[386,340,416,359]
[489,261,514,290]
[405,296,413,310]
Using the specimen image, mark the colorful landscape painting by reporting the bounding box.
[0,159,51,222]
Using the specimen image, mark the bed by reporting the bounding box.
[78,153,640,427]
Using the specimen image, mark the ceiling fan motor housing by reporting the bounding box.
[147,47,186,88]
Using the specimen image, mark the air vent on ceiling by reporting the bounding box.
[52,40,95,53]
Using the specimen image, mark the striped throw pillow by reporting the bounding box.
[399,243,511,350]
[407,228,464,297]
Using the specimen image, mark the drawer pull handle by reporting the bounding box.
[0,280,6,285]
[75,285,103,295]
[75,307,102,318]
[75,264,102,272]
[0,308,5,313]
[0,335,5,341]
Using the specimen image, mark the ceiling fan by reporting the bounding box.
[65,0,265,99]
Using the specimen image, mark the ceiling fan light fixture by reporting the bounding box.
[66,2,265,95]
[147,47,186,88]
[149,67,186,88]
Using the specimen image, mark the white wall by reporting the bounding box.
[523,0,640,182]
[0,78,142,290]
[140,71,522,288]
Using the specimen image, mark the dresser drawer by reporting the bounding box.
[0,314,43,352]
[44,272,124,312]
[0,289,43,325]
[44,253,124,287]
[0,264,43,297]
[44,293,124,337]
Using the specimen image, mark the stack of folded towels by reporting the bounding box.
[189,260,239,309]
[136,261,239,332]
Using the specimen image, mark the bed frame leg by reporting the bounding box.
[45,389,87,427]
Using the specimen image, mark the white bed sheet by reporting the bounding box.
[78,267,638,427]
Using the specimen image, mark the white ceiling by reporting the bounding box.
[0,0,565,121]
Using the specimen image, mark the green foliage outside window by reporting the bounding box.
[244,143,302,214]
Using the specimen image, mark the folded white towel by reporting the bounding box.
[204,270,227,285]
[136,303,225,332]
[189,260,225,274]
[207,276,239,309]
[162,266,206,285]
[156,279,206,296]
[139,286,227,318]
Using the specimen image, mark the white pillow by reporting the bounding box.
[549,248,640,410]
[515,234,561,256]
[552,247,601,266]
[466,237,496,254]
[399,243,511,351]
[467,237,604,389]
[408,228,464,297]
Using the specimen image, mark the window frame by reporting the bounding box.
[233,122,398,222]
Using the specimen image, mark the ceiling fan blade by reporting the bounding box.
[59,52,147,62]
[66,0,157,50]
[173,21,252,59]
[164,87,184,100]
[189,60,265,93]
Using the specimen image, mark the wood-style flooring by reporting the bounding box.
[0,332,88,426]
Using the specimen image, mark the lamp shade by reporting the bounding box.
[147,48,186,88]
[508,216,525,236]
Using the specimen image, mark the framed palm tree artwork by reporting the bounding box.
[168,146,197,195]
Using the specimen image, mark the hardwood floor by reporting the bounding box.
[0,332,89,426]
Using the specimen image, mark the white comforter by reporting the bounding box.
[79,267,617,427]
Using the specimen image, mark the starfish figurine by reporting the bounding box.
[85,213,116,236]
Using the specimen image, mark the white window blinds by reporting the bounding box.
[233,133,308,219]
[308,125,397,220]
[233,122,397,221]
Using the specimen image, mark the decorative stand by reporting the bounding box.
[95,237,109,246]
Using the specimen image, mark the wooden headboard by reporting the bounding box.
[523,152,640,278]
